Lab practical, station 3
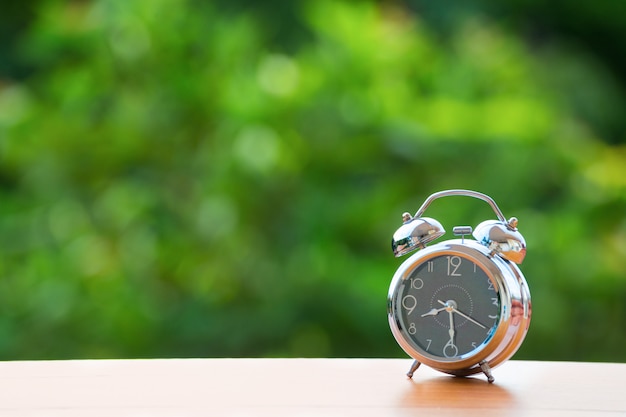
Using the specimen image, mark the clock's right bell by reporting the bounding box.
[473,218,526,264]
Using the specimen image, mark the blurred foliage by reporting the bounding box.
[0,0,626,362]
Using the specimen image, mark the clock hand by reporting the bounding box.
[451,308,487,329]
[448,310,455,341]
[443,304,455,343]
[438,299,487,329]
[435,300,456,338]
[437,300,459,358]
[420,307,446,317]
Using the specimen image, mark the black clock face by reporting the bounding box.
[395,254,501,360]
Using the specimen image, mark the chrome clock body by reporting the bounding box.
[387,190,531,383]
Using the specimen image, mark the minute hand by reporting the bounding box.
[451,307,487,329]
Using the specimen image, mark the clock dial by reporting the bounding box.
[396,254,500,360]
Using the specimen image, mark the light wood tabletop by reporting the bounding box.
[0,358,623,416]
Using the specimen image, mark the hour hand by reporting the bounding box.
[421,307,446,317]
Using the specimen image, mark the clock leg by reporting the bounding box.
[406,360,421,378]
[479,360,495,383]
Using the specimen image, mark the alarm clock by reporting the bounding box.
[387,189,531,383]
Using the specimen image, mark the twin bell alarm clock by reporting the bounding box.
[387,190,531,383]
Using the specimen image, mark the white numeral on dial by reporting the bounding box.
[402,295,417,315]
[411,278,424,290]
[447,256,462,276]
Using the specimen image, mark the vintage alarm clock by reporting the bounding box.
[387,189,531,383]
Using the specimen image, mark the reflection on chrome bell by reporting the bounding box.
[473,219,526,264]
[391,215,445,257]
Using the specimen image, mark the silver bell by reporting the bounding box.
[473,218,526,264]
[391,214,445,257]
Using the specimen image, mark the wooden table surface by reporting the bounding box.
[0,358,623,416]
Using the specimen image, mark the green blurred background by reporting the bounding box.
[1,0,625,362]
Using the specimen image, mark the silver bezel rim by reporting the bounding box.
[388,240,530,375]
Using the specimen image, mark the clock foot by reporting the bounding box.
[479,360,495,383]
[406,360,421,378]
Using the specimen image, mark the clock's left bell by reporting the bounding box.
[391,214,445,257]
